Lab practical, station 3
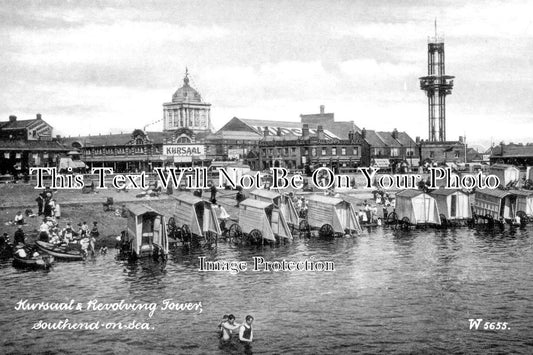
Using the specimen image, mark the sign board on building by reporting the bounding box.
[227,148,246,159]
[163,145,206,159]
[174,156,193,163]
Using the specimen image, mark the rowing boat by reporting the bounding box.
[35,240,84,261]
[12,253,54,269]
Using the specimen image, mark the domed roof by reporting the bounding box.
[172,70,202,103]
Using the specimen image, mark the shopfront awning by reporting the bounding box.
[372,159,390,168]
[59,159,87,170]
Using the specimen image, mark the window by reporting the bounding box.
[284,148,289,155]
[341,148,346,155]
[269,149,273,155]
[262,149,266,155]
[406,148,414,157]
[331,147,337,155]
[454,151,460,158]
[304,148,309,155]
[312,148,317,157]
[136,138,143,145]
[353,147,359,156]
[390,148,399,157]
[291,147,296,154]
[321,148,327,156]
[176,136,191,143]
[429,151,434,158]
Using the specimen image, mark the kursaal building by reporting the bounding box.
[61,70,215,172]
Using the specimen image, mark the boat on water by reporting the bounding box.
[12,251,54,269]
[34,240,84,261]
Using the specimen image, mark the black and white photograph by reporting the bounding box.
[1,1,532,354]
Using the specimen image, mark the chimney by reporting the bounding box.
[317,125,324,140]
[9,115,16,122]
[302,124,310,140]
[361,128,366,139]
[320,105,325,114]
[392,128,398,139]
[459,136,463,143]
[263,126,269,137]
[276,127,282,136]
[416,136,420,144]
[36,113,42,120]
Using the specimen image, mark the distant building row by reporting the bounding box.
[1,72,474,176]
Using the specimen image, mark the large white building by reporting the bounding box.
[162,69,212,137]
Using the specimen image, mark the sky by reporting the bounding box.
[1,0,532,150]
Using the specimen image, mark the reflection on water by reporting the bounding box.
[1,226,532,354]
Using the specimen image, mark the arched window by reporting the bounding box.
[176,136,191,143]
[136,138,143,145]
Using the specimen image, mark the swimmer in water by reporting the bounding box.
[221,314,240,341]
[218,314,228,338]
[239,315,254,343]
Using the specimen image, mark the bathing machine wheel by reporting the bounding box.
[228,224,243,245]
[318,224,334,238]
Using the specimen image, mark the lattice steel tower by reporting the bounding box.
[419,22,454,142]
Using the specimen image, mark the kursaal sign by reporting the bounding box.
[28,167,500,190]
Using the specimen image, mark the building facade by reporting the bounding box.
[418,138,466,165]
[359,128,419,172]
[489,143,533,166]
[300,105,360,139]
[258,124,370,172]
[0,114,67,176]
[63,129,213,173]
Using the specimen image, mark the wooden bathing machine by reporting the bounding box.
[511,190,533,219]
[126,204,168,259]
[394,190,441,225]
[171,194,221,244]
[249,189,300,229]
[429,189,472,221]
[489,164,520,188]
[304,195,361,236]
[237,199,292,242]
[473,189,516,221]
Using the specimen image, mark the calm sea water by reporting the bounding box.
[1,226,532,354]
